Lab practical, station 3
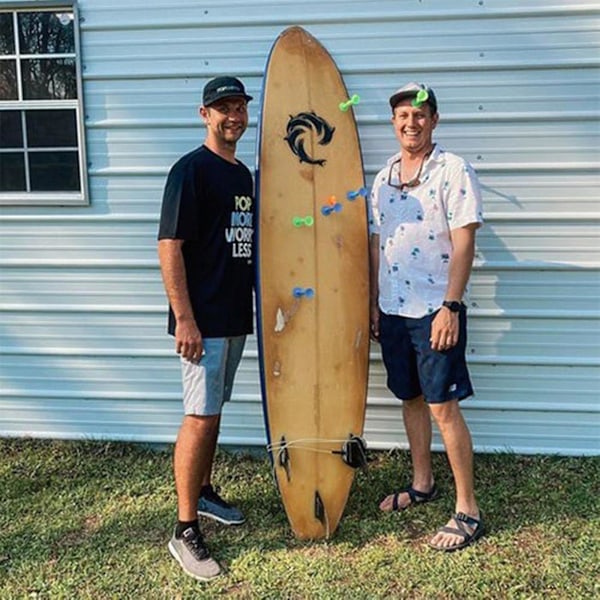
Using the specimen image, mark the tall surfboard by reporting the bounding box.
[255,26,370,539]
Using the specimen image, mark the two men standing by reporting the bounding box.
[157,76,484,580]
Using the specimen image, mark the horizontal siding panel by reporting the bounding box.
[3,270,598,314]
[360,405,599,456]
[476,173,600,217]
[79,122,600,175]
[468,269,600,316]
[0,312,597,361]
[82,66,599,122]
[79,1,600,32]
[0,268,164,307]
[363,122,600,168]
[1,222,598,264]
[467,316,600,361]
[368,362,600,409]
[0,397,266,444]
[0,354,260,393]
[80,20,599,78]
[476,222,600,264]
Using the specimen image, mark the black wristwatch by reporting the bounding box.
[442,300,462,312]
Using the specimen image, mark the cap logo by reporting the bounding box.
[217,85,241,93]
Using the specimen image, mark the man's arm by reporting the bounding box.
[369,233,381,340]
[157,239,203,362]
[430,223,479,351]
[445,223,478,303]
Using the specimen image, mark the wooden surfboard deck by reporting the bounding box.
[255,26,370,539]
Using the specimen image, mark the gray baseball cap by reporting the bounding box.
[389,82,438,113]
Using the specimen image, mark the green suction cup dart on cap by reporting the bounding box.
[412,89,429,108]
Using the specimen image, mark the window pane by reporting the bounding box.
[18,11,75,54]
[0,13,15,55]
[0,151,26,191]
[26,110,77,147]
[0,110,23,147]
[0,59,17,100]
[21,58,76,100]
[30,151,80,191]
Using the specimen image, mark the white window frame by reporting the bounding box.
[0,1,88,206]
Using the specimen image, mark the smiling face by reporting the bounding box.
[200,97,249,151]
[391,99,439,156]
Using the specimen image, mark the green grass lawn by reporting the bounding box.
[1,439,598,599]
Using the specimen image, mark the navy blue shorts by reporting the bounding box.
[378,307,474,404]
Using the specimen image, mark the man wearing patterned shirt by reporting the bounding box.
[369,82,485,551]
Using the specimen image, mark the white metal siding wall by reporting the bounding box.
[1,0,598,455]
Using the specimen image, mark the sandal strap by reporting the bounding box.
[455,512,481,528]
[405,484,437,503]
[387,484,438,512]
[431,513,485,551]
[447,512,482,539]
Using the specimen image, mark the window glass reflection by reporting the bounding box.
[18,11,74,54]
[0,152,26,191]
[0,110,23,147]
[27,109,77,147]
[0,13,15,54]
[30,151,79,191]
[0,60,18,100]
[21,58,76,100]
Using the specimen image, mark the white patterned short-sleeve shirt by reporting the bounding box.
[369,145,484,318]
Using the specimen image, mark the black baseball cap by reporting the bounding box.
[389,82,438,113]
[202,76,253,106]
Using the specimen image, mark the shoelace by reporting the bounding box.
[185,532,209,560]
[202,486,231,508]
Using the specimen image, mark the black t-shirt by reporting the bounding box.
[158,145,254,337]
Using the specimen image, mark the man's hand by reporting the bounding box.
[430,307,459,351]
[175,317,204,363]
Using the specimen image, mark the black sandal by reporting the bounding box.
[430,512,485,551]
[387,484,439,511]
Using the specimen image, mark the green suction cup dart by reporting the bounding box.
[412,89,429,108]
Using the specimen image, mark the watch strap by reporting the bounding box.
[442,300,462,312]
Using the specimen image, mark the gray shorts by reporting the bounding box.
[181,336,246,416]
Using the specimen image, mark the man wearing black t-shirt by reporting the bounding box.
[158,76,254,581]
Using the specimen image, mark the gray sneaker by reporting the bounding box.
[197,485,245,526]
[168,527,221,581]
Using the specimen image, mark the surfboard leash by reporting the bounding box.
[267,434,368,475]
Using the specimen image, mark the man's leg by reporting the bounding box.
[429,399,480,548]
[199,414,220,489]
[168,413,222,581]
[380,394,435,511]
[174,414,220,521]
[193,336,246,525]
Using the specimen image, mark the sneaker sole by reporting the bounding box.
[168,540,221,582]
[197,509,246,526]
